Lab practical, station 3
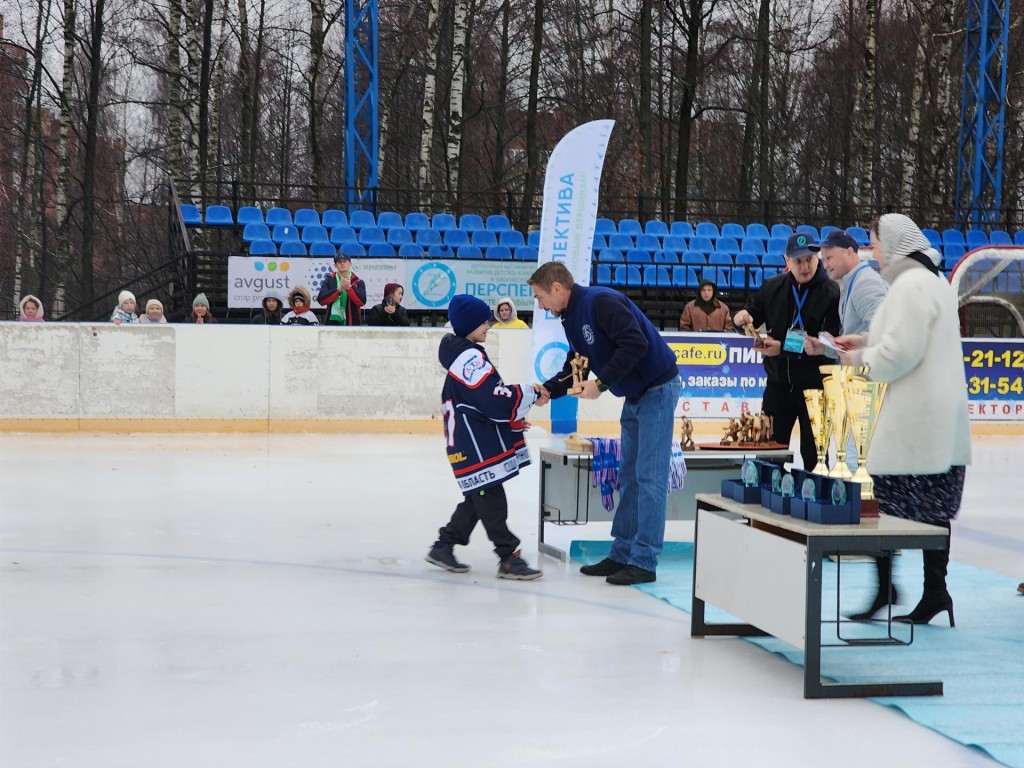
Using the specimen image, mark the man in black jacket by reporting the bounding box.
[733,233,840,470]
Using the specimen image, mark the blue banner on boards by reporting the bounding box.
[960,338,1024,420]
[663,332,766,418]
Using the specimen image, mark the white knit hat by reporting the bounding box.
[118,290,136,306]
[876,214,940,266]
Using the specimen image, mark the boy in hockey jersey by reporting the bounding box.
[425,294,543,580]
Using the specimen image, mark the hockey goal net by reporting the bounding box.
[948,246,1024,337]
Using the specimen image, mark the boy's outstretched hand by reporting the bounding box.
[532,383,550,407]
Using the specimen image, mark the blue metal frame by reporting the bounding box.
[344,0,379,210]
[955,0,1009,228]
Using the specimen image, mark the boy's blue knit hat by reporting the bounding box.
[448,294,492,337]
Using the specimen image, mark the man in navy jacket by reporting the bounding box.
[530,261,681,585]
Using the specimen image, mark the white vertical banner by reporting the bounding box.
[529,120,614,431]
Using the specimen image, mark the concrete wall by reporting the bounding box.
[0,324,625,432]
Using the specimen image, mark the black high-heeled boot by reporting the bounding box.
[894,536,955,627]
[848,555,898,621]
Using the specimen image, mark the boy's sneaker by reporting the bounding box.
[424,545,470,573]
[497,550,542,580]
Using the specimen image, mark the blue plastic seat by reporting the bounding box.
[626,265,642,287]
[471,230,497,248]
[657,265,672,287]
[301,225,329,244]
[695,222,719,241]
[398,244,425,258]
[248,239,276,256]
[330,226,358,244]
[732,265,763,290]
[770,223,793,239]
[607,233,632,251]
[405,212,430,231]
[819,225,839,240]
[619,219,643,237]
[663,235,687,253]
[591,234,608,252]
[595,218,617,236]
[487,245,512,260]
[272,224,300,243]
[456,245,483,260]
[417,229,442,246]
[709,253,734,266]
[377,211,404,230]
[294,208,320,228]
[459,213,484,231]
[514,246,538,261]
[387,228,413,246]
[721,223,745,240]
[966,229,989,249]
[762,253,786,270]
[941,228,966,247]
[1014,231,1024,246]
[427,245,454,259]
[670,221,695,239]
[242,223,271,243]
[942,244,966,266]
[444,230,470,247]
[795,224,819,241]
[636,234,661,252]
[672,266,689,288]
[990,230,1012,246]
[766,237,786,256]
[349,210,376,230]
[309,241,337,258]
[486,214,511,231]
[266,207,292,227]
[596,264,613,285]
[368,243,396,257]
[627,249,652,264]
[922,228,942,248]
[237,206,264,226]
[599,248,624,263]
[432,213,457,231]
[847,226,870,245]
[654,250,679,265]
[359,227,386,245]
[322,209,348,229]
[499,230,526,248]
[715,238,739,256]
[205,205,233,226]
[742,238,766,256]
[681,251,706,265]
[180,204,202,226]
[527,231,540,247]
[340,242,366,258]
[645,220,669,239]
[280,240,308,256]
[746,223,770,240]
[642,265,659,287]
[689,236,714,255]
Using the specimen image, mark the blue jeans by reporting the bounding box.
[609,376,682,572]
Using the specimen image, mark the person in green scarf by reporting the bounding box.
[316,253,367,326]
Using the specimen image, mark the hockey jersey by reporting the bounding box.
[439,334,538,493]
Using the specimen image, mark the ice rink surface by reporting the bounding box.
[1,431,1021,767]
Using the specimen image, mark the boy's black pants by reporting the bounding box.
[437,485,519,560]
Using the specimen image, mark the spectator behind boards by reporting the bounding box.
[111,291,139,325]
[491,297,528,329]
[679,279,733,332]
[190,293,216,324]
[366,283,411,327]
[281,285,320,326]
[250,295,283,325]
[316,253,366,326]
[19,295,44,322]
[138,299,167,324]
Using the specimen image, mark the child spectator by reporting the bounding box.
[18,295,44,322]
[425,294,542,580]
[190,293,216,324]
[491,297,528,328]
[139,299,167,324]
[250,295,283,325]
[281,285,320,325]
[111,291,139,325]
[365,283,411,326]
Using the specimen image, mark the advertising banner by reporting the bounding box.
[664,332,767,417]
[961,338,1024,421]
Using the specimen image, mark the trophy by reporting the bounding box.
[563,354,590,395]
[819,365,867,481]
[803,389,832,475]
[679,416,696,451]
[842,372,888,515]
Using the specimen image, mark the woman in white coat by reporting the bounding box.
[837,213,971,626]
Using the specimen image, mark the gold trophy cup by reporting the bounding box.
[842,372,888,516]
[819,365,867,481]
[803,389,832,476]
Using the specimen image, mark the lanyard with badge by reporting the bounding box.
[783,282,809,353]
[841,263,869,325]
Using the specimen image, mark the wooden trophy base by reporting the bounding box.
[859,498,880,518]
[563,433,592,453]
[695,442,790,451]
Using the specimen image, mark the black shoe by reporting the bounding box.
[424,545,470,573]
[894,592,955,627]
[580,557,626,577]
[847,586,899,621]
[606,565,656,585]
[497,550,542,580]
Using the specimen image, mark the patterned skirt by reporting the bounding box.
[873,466,967,525]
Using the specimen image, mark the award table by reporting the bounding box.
[537,441,793,560]
[691,493,950,699]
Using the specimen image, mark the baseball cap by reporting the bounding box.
[817,229,859,252]
[785,232,817,259]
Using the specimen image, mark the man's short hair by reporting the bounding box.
[528,261,576,291]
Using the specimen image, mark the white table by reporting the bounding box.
[691,493,950,698]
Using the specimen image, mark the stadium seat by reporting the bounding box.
[180,204,202,226]
[1014,231,1024,246]
[766,237,786,256]
[322,209,348,229]
[709,253,734,266]
[732,265,763,290]
[340,242,367,258]
[990,230,1012,246]
[471,230,498,248]
[266,207,292,227]
[459,213,484,231]
[670,221,695,239]
[715,238,739,256]
[695,222,719,241]
[309,242,337,258]
[770,223,793,239]
[280,241,307,256]
[398,244,425,258]
[514,246,538,261]
[681,251,706,265]
[721,223,745,240]
[847,226,870,245]
[657,265,672,287]
[663,235,687,253]
[943,244,966,267]
[248,239,276,256]
[592,234,608,252]
[966,229,989,249]
[762,252,786,267]
[742,238,766,256]
[456,245,483,260]
[271,224,300,243]
[619,219,643,237]
[636,234,661,252]
[643,265,659,287]
[609,234,633,251]
[795,224,819,241]
[819,225,839,240]
[922,228,942,248]
[242,223,271,243]
[487,246,512,260]
[301,225,329,244]
[444,230,470,247]
[745,223,770,240]
[377,211,404,230]
[645,220,669,239]
[204,205,233,226]
[359,227,387,245]
[627,249,652,264]
[486,214,512,231]
[499,230,526,248]
[416,229,442,246]
[527,231,540,248]
[294,208,320,228]
[654,250,679,265]
[595,218,617,236]
[735,253,763,289]
[672,266,689,288]
[689,236,714,255]
[428,245,454,259]
[387,228,413,246]
[432,213,457,231]
[404,212,430,232]
[349,210,376,230]
[330,226,358,244]
[599,248,624,263]
[626,265,642,287]
[941,228,966,247]
[368,243,396,257]
[236,206,264,226]
[596,264,613,286]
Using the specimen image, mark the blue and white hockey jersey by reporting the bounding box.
[439,334,538,493]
